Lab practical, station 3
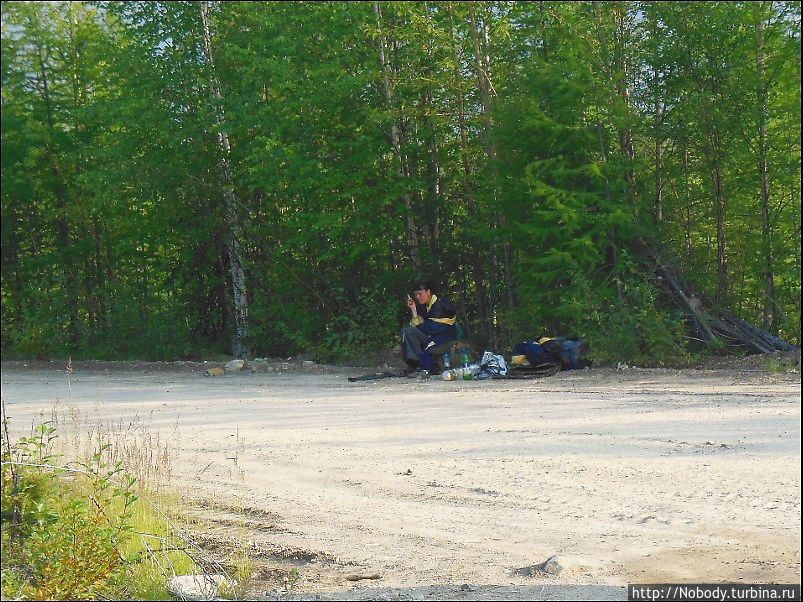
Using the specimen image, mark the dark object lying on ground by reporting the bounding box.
[347,371,399,382]
[506,362,562,379]
[512,337,591,371]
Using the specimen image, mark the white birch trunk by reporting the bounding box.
[201,1,249,358]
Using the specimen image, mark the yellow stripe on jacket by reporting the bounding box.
[410,295,455,326]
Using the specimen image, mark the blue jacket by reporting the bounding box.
[410,294,457,347]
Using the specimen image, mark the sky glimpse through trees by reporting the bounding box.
[1,1,800,364]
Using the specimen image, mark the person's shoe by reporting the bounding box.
[402,360,419,374]
[402,365,420,377]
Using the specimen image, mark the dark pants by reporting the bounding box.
[401,325,432,368]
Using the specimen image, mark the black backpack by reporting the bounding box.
[511,337,590,371]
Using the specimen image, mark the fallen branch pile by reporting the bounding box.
[650,250,798,354]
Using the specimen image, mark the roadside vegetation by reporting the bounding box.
[0,409,251,600]
[1,2,799,367]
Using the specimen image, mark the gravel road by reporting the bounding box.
[2,362,800,600]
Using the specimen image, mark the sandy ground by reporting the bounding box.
[1,361,800,600]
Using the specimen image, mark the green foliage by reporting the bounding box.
[500,258,691,368]
[317,287,400,364]
[762,356,784,373]
[1,1,800,363]
[2,423,136,600]
[568,270,692,367]
[0,421,208,601]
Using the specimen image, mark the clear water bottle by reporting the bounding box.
[442,352,451,369]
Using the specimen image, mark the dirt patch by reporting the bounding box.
[1,361,799,600]
[690,350,800,372]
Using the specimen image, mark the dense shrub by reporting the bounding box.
[1,422,203,600]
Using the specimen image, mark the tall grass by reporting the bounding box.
[1,399,251,600]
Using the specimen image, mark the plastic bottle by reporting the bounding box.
[442,352,451,369]
[460,350,470,368]
[460,350,472,380]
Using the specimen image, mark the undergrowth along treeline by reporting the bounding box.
[0,405,247,600]
[1,2,800,365]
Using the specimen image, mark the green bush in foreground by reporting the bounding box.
[1,421,201,600]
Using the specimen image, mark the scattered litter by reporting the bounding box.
[475,352,508,380]
[348,371,397,382]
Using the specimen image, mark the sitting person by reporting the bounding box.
[401,280,457,374]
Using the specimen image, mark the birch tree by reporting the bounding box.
[200,1,249,358]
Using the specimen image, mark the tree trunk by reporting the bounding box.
[92,217,106,333]
[467,1,514,311]
[681,143,694,260]
[425,87,442,270]
[697,75,729,304]
[654,129,664,223]
[200,1,249,358]
[448,1,486,330]
[648,247,797,353]
[422,4,441,272]
[373,1,420,269]
[538,1,548,62]
[596,120,620,299]
[591,3,635,214]
[712,144,728,303]
[755,9,776,330]
[36,41,79,345]
[651,17,665,223]
[5,208,24,334]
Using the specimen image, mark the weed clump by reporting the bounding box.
[1,412,233,600]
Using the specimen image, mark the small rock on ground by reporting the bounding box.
[167,574,233,601]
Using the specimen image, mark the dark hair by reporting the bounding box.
[411,279,435,293]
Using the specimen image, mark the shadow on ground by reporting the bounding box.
[261,583,627,601]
